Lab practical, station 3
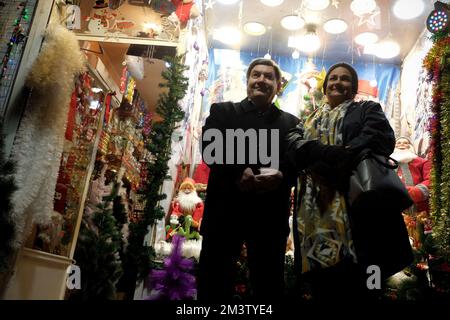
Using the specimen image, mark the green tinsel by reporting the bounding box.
[124,55,188,283]
[0,120,17,273]
[431,30,449,43]
[424,36,450,261]
[435,64,450,259]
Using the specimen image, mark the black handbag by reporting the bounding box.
[348,149,413,212]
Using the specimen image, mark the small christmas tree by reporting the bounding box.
[0,120,17,273]
[70,184,123,300]
[147,234,196,300]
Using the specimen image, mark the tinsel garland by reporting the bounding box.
[9,24,85,247]
[423,36,450,260]
[125,55,188,282]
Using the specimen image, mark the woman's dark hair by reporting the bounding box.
[246,58,282,82]
[323,62,358,95]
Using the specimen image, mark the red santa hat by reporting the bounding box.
[180,177,196,190]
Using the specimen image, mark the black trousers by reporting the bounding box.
[197,227,288,302]
[299,259,383,302]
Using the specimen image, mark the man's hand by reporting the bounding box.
[237,167,256,192]
[254,168,283,193]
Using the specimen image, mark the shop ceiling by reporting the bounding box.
[204,0,435,64]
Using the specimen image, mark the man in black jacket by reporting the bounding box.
[197,58,299,301]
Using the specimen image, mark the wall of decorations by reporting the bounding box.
[0,0,37,115]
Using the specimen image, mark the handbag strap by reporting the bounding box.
[356,149,399,170]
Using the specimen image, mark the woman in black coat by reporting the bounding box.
[286,63,412,301]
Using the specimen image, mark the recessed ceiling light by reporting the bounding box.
[217,0,240,4]
[304,0,330,11]
[243,22,266,36]
[280,15,305,31]
[323,18,348,34]
[350,0,377,15]
[260,0,284,7]
[213,27,241,45]
[354,32,378,46]
[374,39,400,59]
[393,0,424,20]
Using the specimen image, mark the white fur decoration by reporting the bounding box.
[154,237,203,261]
[10,23,85,248]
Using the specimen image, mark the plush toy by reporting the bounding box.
[177,215,200,240]
[165,214,180,241]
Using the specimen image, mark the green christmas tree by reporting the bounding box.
[70,184,123,300]
[123,55,188,294]
[0,120,17,274]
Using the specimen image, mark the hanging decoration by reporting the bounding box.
[9,24,85,247]
[356,7,380,27]
[423,35,450,295]
[205,0,215,10]
[125,55,188,282]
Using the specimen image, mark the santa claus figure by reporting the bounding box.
[171,177,204,231]
[391,136,431,214]
[170,0,200,27]
[391,136,432,248]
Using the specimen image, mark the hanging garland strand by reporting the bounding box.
[126,55,188,282]
[423,36,450,261]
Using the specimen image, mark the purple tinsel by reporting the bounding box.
[146,235,197,300]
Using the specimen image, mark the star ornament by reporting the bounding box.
[314,67,326,91]
[356,7,380,28]
[205,0,216,10]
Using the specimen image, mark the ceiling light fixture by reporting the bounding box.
[393,0,424,20]
[260,0,284,7]
[350,0,377,15]
[299,24,321,53]
[374,38,400,59]
[243,22,266,36]
[280,15,305,31]
[213,26,241,45]
[354,32,378,46]
[323,18,348,34]
[426,1,450,34]
[304,0,330,11]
